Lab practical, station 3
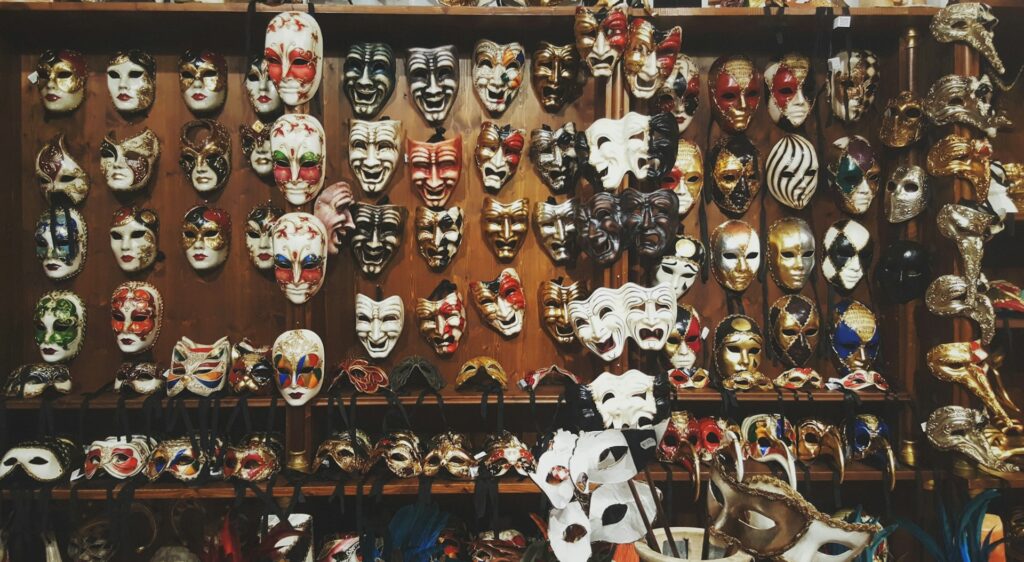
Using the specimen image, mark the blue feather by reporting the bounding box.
[388,502,450,562]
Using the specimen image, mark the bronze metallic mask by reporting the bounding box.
[534,198,578,264]
[482,197,529,261]
[925,406,1022,476]
[924,74,1012,138]
[456,356,507,390]
[926,341,1022,434]
[315,430,373,475]
[711,220,760,293]
[927,134,992,201]
[423,432,477,480]
[879,90,924,148]
[767,217,815,292]
[532,42,583,113]
[540,279,587,345]
[796,419,845,482]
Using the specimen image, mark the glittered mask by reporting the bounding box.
[708,55,761,133]
[664,303,706,374]
[272,212,328,304]
[113,362,162,395]
[574,3,628,78]
[423,432,477,480]
[482,197,529,261]
[370,431,422,479]
[473,40,525,115]
[244,202,283,271]
[177,50,227,114]
[581,112,678,189]
[35,49,86,113]
[541,279,587,345]
[5,364,71,398]
[482,430,535,477]
[826,50,879,123]
[408,133,462,209]
[471,268,526,337]
[623,19,681,99]
[179,119,231,193]
[223,433,283,482]
[768,295,819,368]
[109,207,157,275]
[475,122,525,192]
[764,53,814,128]
[620,188,679,258]
[166,336,229,397]
[264,11,323,107]
[313,182,355,256]
[336,358,389,395]
[532,42,583,113]
[709,135,761,215]
[660,139,703,216]
[180,205,230,271]
[355,293,404,359]
[530,123,580,194]
[879,90,924,148]
[653,54,700,134]
[936,202,995,299]
[240,121,273,177]
[273,329,324,407]
[107,50,156,114]
[100,128,160,192]
[575,192,623,266]
[656,235,704,300]
[589,370,658,429]
[884,165,929,223]
[349,118,401,197]
[407,45,459,126]
[568,286,628,362]
[229,340,273,394]
[766,134,818,210]
[146,437,220,482]
[714,315,769,391]
[111,282,162,355]
[243,55,282,119]
[927,133,992,201]
[822,219,872,292]
[456,356,508,390]
[343,43,395,118]
[534,198,578,264]
[924,74,1010,138]
[930,3,1004,75]
[926,341,1021,433]
[35,134,90,205]
[416,281,466,356]
[830,299,879,373]
[350,202,406,277]
[84,435,156,480]
[622,282,676,351]
[315,430,373,475]
[925,405,1020,476]
[767,217,814,292]
[35,207,87,281]
[926,274,995,345]
[711,220,760,293]
[271,113,325,205]
[416,205,463,270]
[829,136,880,215]
[34,290,85,364]
[876,241,930,305]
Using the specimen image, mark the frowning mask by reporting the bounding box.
[879,91,924,148]
[764,53,813,129]
[243,55,282,119]
[343,43,395,118]
[927,134,992,201]
[708,55,761,133]
[575,192,623,266]
[107,50,156,114]
[532,42,583,113]
[623,19,681,100]
[244,202,283,270]
[621,188,679,258]
[350,202,405,277]
[589,370,658,428]
[656,235,704,300]
[35,207,87,281]
[167,336,229,397]
[271,113,325,205]
[711,220,760,293]
[766,134,818,210]
[715,315,769,391]
[884,165,929,223]
[35,49,86,113]
[473,40,525,115]
[407,45,459,126]
[34,290,86,364]
[660,139,702,215]
[767,217,814,292]
[416,205,463,270]
[830,299,879,373]
[930,3,1004,75]
[568,287,628,362]
[180,205,230,271]
[476,122,525,192]
[179,119,231,193]
[313,182,355,256]
[876,241,930,304]
[408,133,462,209]
[829,136,880,215]
[272,212,327,304]
[664,303,705,373]
[574,3,628,78]
[924,74,1010,138]
[111,282,162,355]
[826,50,879,123]
[273,329,324,406]
[471,268,526,337]
[350,119,401,197]
[822,219,872,292]
[264,11,323,107]
[581,112,678,190]
[355,294,404,359]
[482,197,529,261]
[100,128,160,192]
[541,279,586,345]
[925,405,1020,475]
[768,295,819,368]
[36,134,90,205]
[240,121,273,177]
[416,281,466,356]
[530,123,579,194]
[622,282,675,351]
[423,432,477,480]
[109,206,158,273]
[709,135,761,215]
[653,54,700,134]
[177,50,227,114]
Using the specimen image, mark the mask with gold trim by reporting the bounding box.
[774,367,822,391]
[623,19,681,100]
[822,219,872,292]
[223,433,283,482]
[240,121,273,177]
[35,49,86,114]
[937,203,995,295]
[829,136,880,215]
[482,430,535,477]
[482,197,528,261]
[532,42,582,113]
[927,341,1022,433]
[621,188,679,259]
[708,55,761,133]
[687,417,734,464]
[473,40,525,115]
[264,11,323,107]
[768,295,819,370]
[416,281,466,357]
[711,220,760,294]
[470,268,525,337]
[83,435,157,480]
[244,202,283,271]
[6,363,72,398]
[796,419,844,482]
[764,53,814,129]
[166,336,229,398]
[530,123,579,194]
[715,315,770,391]
[829,299,879,375]
[664,304,709,390]
[826,50,879,123]
[423,432,477,480]
[534,198,578,264]
[146,436,222,482]
[766,218,814,292]
[0,437,80,483]
[925,405,1021,476]
[111,281,162,355]
[709,135,761,215]
[36,134,90,205]
[243,55,281,119]
[656,235,704,301]
[408,131,462,209]
[660,139,702,216]
[229,339,273,394]
[270,113,325,205]
[35,207,87,281]
[113,362,161,395]
[930,3,1005,75]
[416,205,463,270]
[179,120,231,193]
[370,431,422,478]
[343,43,395,118]
[315,429,373,475]
[575,192,624,266]
[34,290,86,364]
[178,50,227,114]
[540,279,587,345]
[924,74,1011,139]
[407,46,459,126]
[741,414,797,489]
[879,91,924,148]
[574,2,628,78]
[927,134,992,201]
[456,356,507,390]
[100,128,160,192]
[475,122,525,193]
[845,414,896,490]
[653,54,700,134]
[272,329,324,407]
[336,358,389,394]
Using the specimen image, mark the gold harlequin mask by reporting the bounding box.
[456,356,507,390]
[482,197,529,261]
[796,419,845,482]
[422,432,477,480]
[927,134,992,201]
[540,279,587,345]
[926,341,1023,434]
[315,430,373,475]
[879,91,924,149]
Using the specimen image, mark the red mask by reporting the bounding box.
[657,412,690,464]
[709,55,762,133]
[688,417,727,462]
[408,135,462,209]
[110,283,161,355]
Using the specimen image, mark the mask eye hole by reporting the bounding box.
[739,509,776,531]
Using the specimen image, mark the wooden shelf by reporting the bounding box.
[996,316,1024,330]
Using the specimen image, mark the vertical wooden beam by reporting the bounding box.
[0,38,21,374]
[897,27,919,443]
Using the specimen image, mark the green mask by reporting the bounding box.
[34,290,86,363]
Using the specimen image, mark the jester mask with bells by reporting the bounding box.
[349,202,406,277]
[107,50,156,114]
[349,119,401,198]
[568,286,628,362]
[589,370,658,429]
[656,235,704,301]
[273,329,324,407]
[623,282,676,351]
[822,219,873,292]
[471,268,526,337]
[179,119,231,193]
[924,75,1011,139]
[930,3,1005,76]
[34,290,86,364]
[575,192,624,266]
[35,207,87,281]
[766,134,818,211]
[177,50,227,114]
[885,165,929,224]
[482,197,529,261]
[580,111,678,190]
[708,55,762,133]
[927,134,993,201]
[271,114,325,205]
[768,295,822,389]
[574,2,628,78]
[533,42,584,113]
[101,128,160,193]
[111,282,162,355]
[416,280,466,356]
[711,219,760,294]
[313,182,355,256]
[473,40,526,115]
[272,212,328,305]
[416,205,463,270]
[35,49,86,114]
[767,217,815,292]
[879,91,925,149]
[623,19,682,100]
[343,43,395,118]
[264,11,323,107]
[540,279,587,345]
[764,53,814,129]
[664,304,709,390]
[621,188,679,259]
[534,198,578,264]
[166,336,229,398]
[110,206,158,274]
[708,134,761,215]
[244,202,283,271]
[826,50,879,123]
[715,315,770,391]
[36,134,90,205]
[660,138,702,216]
[355,294,404,360]
[240,121,273,177]
[829,136,880,215]
[927,341,1022,433]
[652,54,700,134]
[407,45,459,126]
[829,299,880,377]
[530,123,580,195]
[925,405,1022,476]
[180,205,231,271]
[407,131,462,209]
[475,122,525,193]
[243,55,281,120]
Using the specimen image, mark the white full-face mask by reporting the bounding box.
[584,112,651,190]
[549,502,591,562]
[589,370,657,429]
[106,50,156,114]
[100,128,161,192]
[110,206,158,273]
[271,114,326,205]
[35,207,87,281]
[622,282,675,351]
[528,429,577,509]
[589,481,659,543]
[271,212,328,304]
[656,236,703,301]
[273,329,325,407]
[264,11,324,107]
[244,56,282,119]
[349,119,402,197]
[568,287,628,362]
[764,53,814,129]
[354,293,404,359]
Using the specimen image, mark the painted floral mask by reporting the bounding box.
[765,134,818,211]
[36,134,90,205]
[826,50,879,123]
[407,132,462,209]
[476,122,525,192]
[107,50,156,114]
[532,42,582,113]
[167,336,230,397]
[350,118,401,197]
[660,139,702,216]
[355,293,404,359]
[350,202,406,277]
[179,119,231,193]
[767,217,814,292]
[407,45,459,126]
[181,205,230,271]
[822,219,872,292]
[473,40,525,115]
[471,268,526,337]
[34,290,86,364]
[177,49,227,114]
[764,53,814,129]
[273,329,324,407]
[540,279,586,345]
[623,18,681,100]
[829,136,880,215]
[656,235,704,300]
[100,128,160,192]
[35,49,86,113]
[714,314,770,391]
[530,123,580,194]
[575,192,623,266]
[653,54,700,134]
[709,135,761,215]
[343,43,395,118]
[574,3,628,78]
[416,205,463,270]
[243,55,282,119]
[244,202,283,271]
[924,74,1010,139]
[482,197,529,261]
[534,198,578,264]
[264,11,323,107]
[711,219,760,293]
[240,121,273,177]
[35,207,87,281]
[620,188,679,258]
[708,55,761,133]
[581,112,678,190]
[272,212,328,304]
[830,299,879,374]
[271,113,325,205]
[416,280,466,356]
[111,281,162,355]
[768,295,818,368]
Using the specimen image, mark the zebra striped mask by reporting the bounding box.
[766,134,819,210]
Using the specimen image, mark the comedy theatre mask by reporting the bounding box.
[581,112,678,189]
[84,435,156,480]
[925,406,1021,475]
[924,75,1011,138]
[244,202,284,270]
[664,304,709,388]
[110,207,158,273]
[884,165,929,223]
[264,11,323,107]
[661,138,702,216]
[272,212,327,304]
[926,341,1022,433]
[423,432,477,480]
[35,207,87,281]
[240,121,273,177]
[621,188,680,258]
[483,197,529,261]
[471,268,526,337]
[741,414,798,488]
[107,50,156,114]
[764,53,814,129]
[349,202,406,277]
[656,235,704,300]
[476,122,525,192]
[822,219,873,292]
[766,134,818,210]
[589,370,658,428]
[177,50,227,114]
[623,19,681,100]
[36,134,90,205]
[653,54,700,134]
[711,220,760,293]
[179,119,231,193]
[343,43,396,118]
[473,40,526,115]
[927,134,993,201]
[622,282,676,351]
[35,49,86,114]
[709,135,761,215]
[34,290,86,364]
[829,299,880,375]
[930,3,1005,75]
[767,218,815,292]
[355,293,404,359]
[768,295,819,369]
[111,282,162,355]
[180,205,230,271]
[273,329,324,406]
[166,336,229,397]
[313,182,355,256]
[416,281,466,356]
[879,91,925,148]
[408,132,462,209]
[416,206,463,270]
[574,3,627,78]
[349,119,401,197]
[271,113,325,205]
[407,45,459,126]
[575,192,623,266]
[230,340,274,394]
[541,279,587,345]
[568,286,628,362]
[315,430,373,475]
[876,241,930,304]
[796,419,844,480]
[100,128,160,192]
[714,315,770,391]
[708,55,761,133]
[826,50,879,123]
[829,136,881,215]
[531,123,580,194]
[243,55,282,119]
[113,362,161,395]
[533,42,583,113]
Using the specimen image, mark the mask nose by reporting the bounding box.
[291,257,302,284]
[358,65,373,86]
[433,226,445,247]
[120,235,132,251]
[119,74,131,92]
[427,164,442,188]
[364,145,381,168]
[641,53,658,77]
[368,228,382,249]
[290,157,301,184]
[193,236,206,250]
[594,30,609,54]
[501,219,513,240]
[259,235,272,250]
[426,74,442,96]
[553,219,565,241]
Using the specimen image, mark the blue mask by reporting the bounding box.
[830,299,880,374]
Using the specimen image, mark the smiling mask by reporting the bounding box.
[343,43,395,118]
[471,268,526,337]
[350,118,401,197]
[407,132,462,209]
[350,202,406,277]
[407,45,459,126]
[355,294,404,359]
[473,40,526,115]
[568,286,627,362]
[581,111,678,190]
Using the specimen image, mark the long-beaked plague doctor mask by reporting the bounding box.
[343,43,395,118]
[652,54,700,134]
[240,121,273,177]
[100,128,160,192]
[407,130,462,209]
[473,40,526,115]
[407,45,459,126]
[574,1,628,78]
[540,279,587,345]
[271,113,325,205]
[741,413,798,488]
[355,293,404,359]
[924,74,1011,139]
[35,207,87,281]
[471,268,526,337]
[885,165,929,224]
[926,274,995,346]
[243,55,282,120]
[482,197,529,261]
[660,138,702,216]
[879,90,925,148]
[111,281,162,355]
[926,340,1022,433]
[623,18,682,100]
[244,202,283,271]
[764,53,814,129]
[34,49,86,114]
[568,286,628,362]
[767,217,815,292]
[826,50,879,123]
[181,205,230,271]
[166,336,229,398]
[349,118,401,198]
[34,290,86,364]
[711,219,760,294]
[930,2,1006,75]
[416,280,467,357]
[621,188,679,259]
[829,136,880,215]
[415,205,463,270]
[272,212,328,305]
[708,55,762,133]
[476,122,525,193]
[109,206,158,273]
[714,314,770,392]
[575,192,624,266]
[534,198,578,264]
[765,134,818,210]
[532,42,583,113]
[264,11,323,107]
[530,122,579,195]
[656,235,704,300]
[177,49,227,114]
[580,111,678,190]
[927,133,993,201]
[350,201,406,277]
[106,50,156,114]
[822,219,873,292]
[845,414,897,490]
[273,329,324,407]
[179,119,231,193]
[708,134,761,215]
[925,405,1022,476]
[36,134,90,205]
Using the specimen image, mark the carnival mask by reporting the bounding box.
[766,134,818,210]
[476,122,525,192]
[826,50,879,123]
[926,341,1021,432]
[229,340,273,394]
[371,431,423,478]
[568,287,628,362]
[829,136,880,215]
[533,198,578,264]
[711,220,760,293]
[708,55,761,133]
[315,430,373,475]
[100,128,160,193]
[876,241,930,304]
[34,290,85,364]
[272,212,328,304]
[925,406,1020,475]
[408,133,462,209]
[764,217,814,292]
[541,279,586,345]
[407,45,459,126]
[622,283,676,351]
[530,123,579,194]
[924,74,1010,138]
[314,182,355,256]
[574,3,628,78]
[0,438,79,483]
[271,114,325,204]
[354,293,404,359]
[35,49,86,113]
[336,358,389,394]
[111,282,162,355]
[84,435,156,480]
[530,430,577,509]
[6,364,72,398]
[768,295,819,368]
[879,91,924,148]
[264,11,323,107]
[179,119,231,193]
[623,19,681,99]
[416,206,463,270]
[664,303,706,374]
[146,437,220,482]
[709,135,761,215]
[223,433,283,482]
[576,192,623,266]
[113,362,162,395]
[589,370,658,429]
[244,202,283,271]
[885,165,929,223]
[653,54,700,134]
[456,356,508,390]
[343,43,396,118]
[714,315,769,391]
[416,281,466,356]
[177,50,227,114]
[180,205,230,271]
[925,274,995,345]
[847,415,896,489]
[350,119,401,197]
[167,336,230,397]
[741,414,797,488]
[927,134,992,201]
[240,121,273,177]
[473,40,525,115]
[243,55,282,119]
[656,236,704,301]
[661,139,702,216]
[930,3,1004,75]
[273,329,324,406]
[936,202,995,294]
[764,53,814,129]
[830,299,879,374]
[822,219,872,292]
[36,134,90,205]
[482,431,535,477]
[35,207,86,281]
[581,112,678,189]
[589,481,659,544]
[796,419,844,480]
[350,202,406,277]
[471,268,526,337]
[532,42,583,113]
[391,355,445,392]
[423,432,477,480]
[482,197,529,261]
[621,188,679,258]
[106,50,155,114]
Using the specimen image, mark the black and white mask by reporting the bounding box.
[407,45,459,126]
[534,198,578,264]
[765,134,818,210]
[655,235,704,300]
[355,293,404,359]
[343,43,396,118]
[349,119,402,197]
[530,123,580,194]
[580,111,678,190]
[350,202,406,277]
[822,219,873,292]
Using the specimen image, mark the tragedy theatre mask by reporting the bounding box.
[714,315,769,391]
[111,282,162,355]
[110,206,158,273]
[763,53,814,129]
[581,111,678,190]
[272,212,328,305]
[177,50,227,114]
[827,50,879,123]
[179,119,231,193]
[879,91,925,148]
[568,287,628,362]
[620,188,679,258]
[924,74,1011,139]
[574,3,628,78]
[589,370,658,428]
[483,197,529,261]
[36,134,90,205]
[271,114,326,205]
[106,50,156,114]
[540,279,587,345]
[530,123,580,195]
[407,132,462,209]
[767,217,815,292]
[930,3,1005,75]
[243,55,282,119]
[660,138,702,216]
[711,220,760,294]
[623,282,676,351]
[244,203,284,271]
[768,295,819,369]
[35,207,87,281]
[656,235,704,300]
[532,42,583,113]
[407,45,459,126]
[534,198,578,264]
[471,268,526,337]
[34,290,86,364]
[349,119,402,197]
[35,49,86,114]
[623,19,682,100]
[829,136,880,215]
[100,128,160,192]
[476,122,526,193]
[830,299,879,373]
[708,135,761,215]
[343,43,396,118]
[765,134,818,210]
[473,40,526,115]
[180,205,231,271]
[350,202,406,277]
[885,165,929,223]
[416,280,467,356]
[575,192,623,266]
[240,121,274,177]
[416,205,463,270]
[264,11,323,107]
[273,329,324,407]
[708,55,761,133]
[822,219,873,292]
[355,293,404,359]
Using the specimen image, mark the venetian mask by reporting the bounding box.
[930,2,1004,75]
[177,50,227,114]
[146,437,220,482]
[415,205,463,270]
[660,138,702,216]
[166,336,230,397]
[766,134,818,210]
[620,188,679,258]
[884,165,929,223]
[471,268,526,337]
[355,293,404,359]
[391,356,445,392]
[113,362,162,395]
[35,134,90,205]
[708,55,761,133]
[416,281,466,356]
[456,356,508,390]
[927,133,992,201]
[827,50,879,123]
[482,431,535,476]
[653,54,700,134]
[264,11,323,107]
[476,122,525,192]
[829,136,880,215]
[407,45,459,126]
[33,290,86,364]
[879,91,924,148]
[846,415,896,489]
[935,202,995,301]
[530,430,577,509]
[711,220,760,293]
[110,281,162,355]
[343,43,396,118]
[925,405,1020,475]
[574,3,628,78]
[623,18,681,99]
[822,219,872,292]
[6,363,72,398]
[337,358,390,394]
[876,241,930,305]
[774,367,823,392]
[741,414,797,488]
[482,197,529,261]
[530,123,580,194]
[622,282,676,351]
[313,182,355,256]
[764,53,814,129]
[240,121,273,177]
[84,435,156,480]
[768,295,819,368]
[473,40,526,115]
[714,314,769,391]
[534,198,578,264]
[350,202,406,277]
[408,132,462,209]
[796,419,844,479]
[924,74,1011,139]
[223,433,283,482]
[589,481,658,544]
[110,207,158,273]
[830,299,879,374]
[272,212,328,304]
[767,217,815,292]
[581,112,678,190]
[349,119,401,197]
[179,119,231,193]
[100,128,160,192]
[664,304,706,374]
[926,341,1021,433]
[589,370,658,429]
[35,207,87,281]
[229,340,274,394]
[106,50,156,114]
[315,430,373,475]
[241,56,281,121]
[568,286,628,362]
[370,431,423,478]
[271,113,325,205]
[0,437,79,483]
[656,235,704,300]
[423,432,477,480]
[35,49,86,113]
[926,274,995,345]
[709,134,761,215]
[575,192,623,266]
[244,203,283,271]
[532,42,583,113]
[540,279,586,345]
[273,329,324,407]
[180,205,230,271]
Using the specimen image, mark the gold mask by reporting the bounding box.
[314,429,373,475]
[708,55,762,133]
[773,368,822,391]
[456,356,507,390]
[370,431,422,479]
[936,203,994,302]
[415,206,464,271]
[767,218,815,292]
[796,419,844,482]
[925,405,1023,476]
[482,197,529,261]
[540,279,587,345]
[879,91,924,149]
[711,220,760,294]
[1002,162,1024,209]
[714,315,770,391]
[927,134,992,201]
[926,341,1023,434]
[662,139,703,215]
[422,432,477,480]
[925,274,995,346]
[532,42,582,113]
